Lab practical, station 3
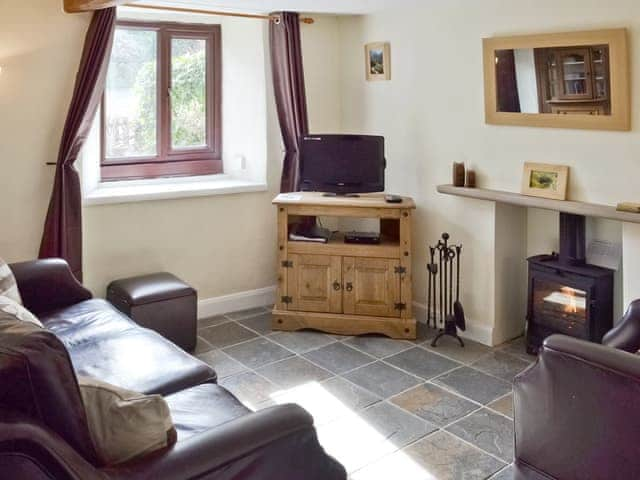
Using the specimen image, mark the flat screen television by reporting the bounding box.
[299,134,385,195]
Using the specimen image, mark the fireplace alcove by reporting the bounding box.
[438,185,628,348]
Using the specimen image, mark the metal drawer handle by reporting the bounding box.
[333,281,342,291]
[346,282,353,292]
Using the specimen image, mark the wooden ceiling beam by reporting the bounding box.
[64,0,130,13]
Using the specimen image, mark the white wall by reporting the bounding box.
[0,1,89,261]
[623,223,640,314]
[494,203,528,343]
[302,15,342,133]
[336,0,640,343]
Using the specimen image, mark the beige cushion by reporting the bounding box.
[78,376,177,465]
[0,258,22,304]
[0,295,43,328]
[0,311,42,335]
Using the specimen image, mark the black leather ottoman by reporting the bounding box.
[107,273,197,351]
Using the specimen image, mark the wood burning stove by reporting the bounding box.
[526,213,614,354]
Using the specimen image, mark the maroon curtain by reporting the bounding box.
[495,49,521,113]
[269,12,309,193]
[39,8,116,281]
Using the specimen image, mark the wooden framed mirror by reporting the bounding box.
[483,29,629,131]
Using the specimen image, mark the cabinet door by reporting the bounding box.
[557,48,593,100]
[590,46,609,101]
[287,254,342,313]
[343,257,400,318]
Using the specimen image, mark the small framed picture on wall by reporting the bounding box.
[365,42,391,81]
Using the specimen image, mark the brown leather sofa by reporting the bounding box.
[513,300,640,480]
[0,259,346,480]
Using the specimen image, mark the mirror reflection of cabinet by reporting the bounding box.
[556,48,592,99]
[591,46,609,98]
[538,46,610,114]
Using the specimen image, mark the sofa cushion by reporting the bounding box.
[78,375,177,465]
[165,383,250,441]
[0,258,22,304]
[42,299,136,348]
[42,299,216,396]
[0,314,99,465]
[0,296,43,327]
[69,329,216,396]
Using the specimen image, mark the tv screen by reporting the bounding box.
[299,135,385,194]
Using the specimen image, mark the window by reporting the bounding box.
[102,21,222,181]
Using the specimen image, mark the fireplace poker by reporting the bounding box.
[427,260,432,327]
[427,247,437,328]
[449,249,455,317]
[444,233,451,322]
[443,245,447,321]
[439,241,444,326]
[455,245,461,302]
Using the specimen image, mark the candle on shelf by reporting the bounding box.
[465,169,476,188]
[452,162,465,187]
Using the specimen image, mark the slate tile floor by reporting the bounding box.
[196,307,534,480]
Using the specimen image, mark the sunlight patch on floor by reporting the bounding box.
[270,382,435,479]
[351,449,440,480]
[270,381,360,426]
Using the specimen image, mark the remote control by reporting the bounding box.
[385,194,403,204]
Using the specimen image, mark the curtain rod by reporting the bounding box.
[122,3,315,24]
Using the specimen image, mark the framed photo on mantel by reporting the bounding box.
[365,42,391,81]
[521,162,569,200]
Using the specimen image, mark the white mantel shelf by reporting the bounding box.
[437,184,640,224]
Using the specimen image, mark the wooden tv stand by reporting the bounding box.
[272,192,417,340]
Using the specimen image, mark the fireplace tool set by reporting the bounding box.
[427,233,466,347]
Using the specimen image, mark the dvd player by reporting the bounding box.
[344,231,381,245]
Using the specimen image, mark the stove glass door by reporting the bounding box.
[532,277,588,338]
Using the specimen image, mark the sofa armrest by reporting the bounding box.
[9,259,92,316]
[602,298,640,353]
[513,334,640,480]
[0,410,105,480]
[104,403,346,480]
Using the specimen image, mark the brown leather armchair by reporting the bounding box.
[1,259,346,480]
[513,300,640,480]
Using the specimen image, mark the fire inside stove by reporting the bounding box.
[545,286,586,314]
[532,280,587,336]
